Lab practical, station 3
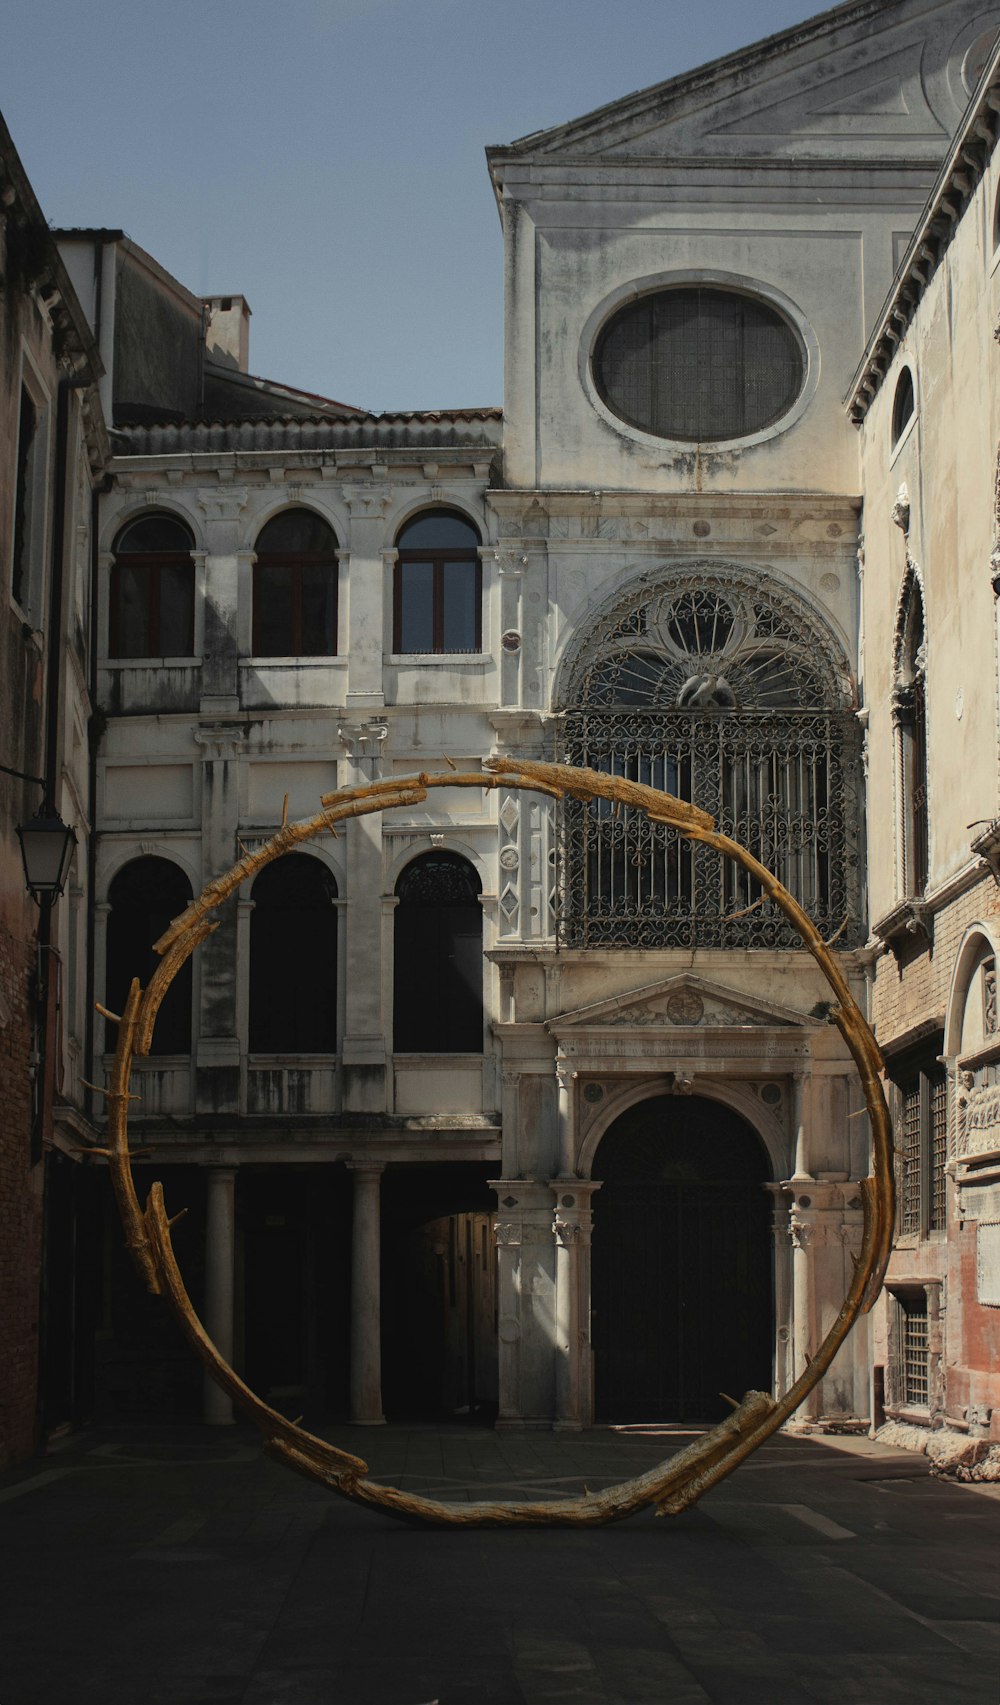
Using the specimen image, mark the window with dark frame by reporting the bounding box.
[12,384,38,609]
[110,514,195,659]
[393,851,483,1053]
[249,854,338,1053]
[893,1053,947,1238]
[105,857,193,1055]
[900,1291,929,1408]
[393,509,481,654]
[592,286,805,442]
[252,508,338,657]
[895,574,929,897]
[891,366,915,446]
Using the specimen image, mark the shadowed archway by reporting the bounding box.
[592,1093,773,1422]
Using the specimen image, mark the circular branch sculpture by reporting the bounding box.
[101,757,893,1527]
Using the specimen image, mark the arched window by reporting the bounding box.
[105,857,192,1054]
[558,566,861,949]
[249,855,338,1052]
[394,509,481,654]
[593,286,805,442]
[394,852,482,1052]
[110,515,195,658]
[891,367,915,447]
[252,509,338,657]
[894,573,929,896]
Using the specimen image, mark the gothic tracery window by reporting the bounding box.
[558,567,861,949]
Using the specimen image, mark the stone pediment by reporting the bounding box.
[547,974,820,1034]
[489,1,993,169]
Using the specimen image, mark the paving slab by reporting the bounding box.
[0,1421,997,1704]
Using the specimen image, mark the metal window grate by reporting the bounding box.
[900,1081,922,1236]
[901,1294,929,1407]
[929,1072,948,1232]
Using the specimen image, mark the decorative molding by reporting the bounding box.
[972,820,1000,885]
[196,488,249,522]
[873,897,933,951]
[891,484,910,533]
[193,723,247,761]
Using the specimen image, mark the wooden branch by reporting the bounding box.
[105,760,894,1528]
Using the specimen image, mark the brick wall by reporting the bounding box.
[0,915,42,1465]
[871,873,1000,1043]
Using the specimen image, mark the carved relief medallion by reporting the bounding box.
[665,989,705,1026]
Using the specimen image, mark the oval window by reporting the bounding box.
[592,286,805,443]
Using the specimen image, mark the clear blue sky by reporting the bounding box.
[3,0,816,412]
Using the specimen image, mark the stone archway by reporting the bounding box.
[591,1092,773,1422]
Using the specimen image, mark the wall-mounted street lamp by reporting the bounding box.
[2,761,77,905]
[17,801,77,903]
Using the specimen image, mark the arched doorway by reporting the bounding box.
[591,1093,773,1422]
[381,1163,498,1422]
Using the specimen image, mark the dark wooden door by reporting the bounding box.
[592,1094,772,1422]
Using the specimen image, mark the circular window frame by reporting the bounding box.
[580,270,819,453]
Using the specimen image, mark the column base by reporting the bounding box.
[349,1415,387,1426]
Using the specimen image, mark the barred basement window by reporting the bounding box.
[900,1293,929,1408]
[557,566,862,950]
[592,287,805,442]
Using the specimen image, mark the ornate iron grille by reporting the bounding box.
[556,567,862,950]
[900,1081,922,1237]
[929,1072,948,1232]
[558,709,862,949]
[901,1294,929,1407]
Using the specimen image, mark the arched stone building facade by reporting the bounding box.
[44,0,1000,1437]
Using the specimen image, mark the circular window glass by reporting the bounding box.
[592,287,805,442]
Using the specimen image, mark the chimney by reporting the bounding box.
[203,294,251,372]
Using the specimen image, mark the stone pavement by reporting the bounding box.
[1,1420,998,1705]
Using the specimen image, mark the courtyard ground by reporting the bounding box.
[1,1420,998,1704]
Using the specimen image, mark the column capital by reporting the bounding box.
[346,1157,386,1175]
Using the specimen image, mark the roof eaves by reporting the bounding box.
[488,0,890,176]
[846,33,1000,423]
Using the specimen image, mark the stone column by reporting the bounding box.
[489,1178,556,1428]
[788,1196,818,1420]
[336,721,389,1111]
[551,1181,601,1430]
[555,1056,576,1177]
[791,1069,811,1181]
[765,1183,794,1399]
[348,1160,386,1425]
[203,1166,237,1425]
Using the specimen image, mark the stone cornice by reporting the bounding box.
[847,49,1000,423]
